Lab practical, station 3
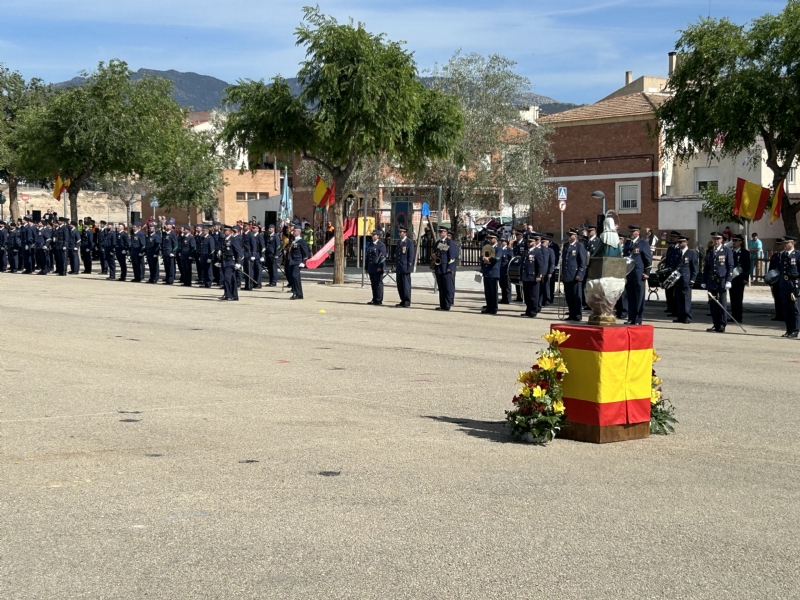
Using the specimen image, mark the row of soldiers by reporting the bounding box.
[0,216,81,275]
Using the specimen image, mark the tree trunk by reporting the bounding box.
[783,199,800,238]
[69,189,79,224]
[8,175,19,222]
[332,177,345,284]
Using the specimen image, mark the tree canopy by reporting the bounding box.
[655,1,800,235]
[221,7,462,283]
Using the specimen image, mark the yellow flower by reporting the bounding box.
[652,376,663,387]
[552,400,565,414]
[536,356,556,371]
[653,349,662,363]
[650,388,662,404]
[532,386,546,398]
[542,330,570,347]
[556,359,569,374]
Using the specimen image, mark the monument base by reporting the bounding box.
[587,313,617,326]
[559,421,650,444]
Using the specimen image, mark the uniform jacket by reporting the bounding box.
[521,245,546,283]
[480,243,500,278]
[199,234,216,257]
[779,249,800,292]
[179,233,196,256]
[266,233,280,257]
[561,241,587,283]
[222,234,243,265]
[131,230,146,253]
[677,248,698,284]
[115,231,131,253]
[732,247,751,279]
[583,236,599,257]
[433,237,458,276]
[287,237,309,267]
[146,231,162,257]
[160,230,179,256]
[395,237,415,274]
[242,230,257,256]
[623,237,653,281]
[55,224,69,250]
[366,240,387,275]
[103,229,117,250]
[69,228,80,250]
[703,245,734,291]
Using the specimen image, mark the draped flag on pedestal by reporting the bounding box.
[733,178,770,221]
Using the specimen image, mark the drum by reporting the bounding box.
[508,256,522,284]
[663,270,681,289]
[764,269,780,286]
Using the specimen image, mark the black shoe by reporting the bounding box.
[520,313,535,318]
[367,300,375,305]
[395,303,405,307]
[672,319,685,323]
[788,331,799,338]
[480,309,497,314]
[218,297,229,301]
[403,303,411,308]
[499,300,510,305]
[435,307,450,311]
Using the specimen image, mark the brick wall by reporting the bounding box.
[535,118,661,237]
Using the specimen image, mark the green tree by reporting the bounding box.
[14,59,186,223]
[700,186,745,226]
[655,2,800,236]
[0,65,50,222]
[221,7,462,284]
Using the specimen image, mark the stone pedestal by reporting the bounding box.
[551,323,653,444]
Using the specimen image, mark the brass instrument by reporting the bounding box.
[430,251,442,270]
[482,244,496,259]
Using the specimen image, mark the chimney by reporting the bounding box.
[625,71,633,85]
[668,52,677,76]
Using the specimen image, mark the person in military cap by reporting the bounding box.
[129,222,146,282]
[115,223,131,281]
[160,222,178,284]
[778,235,799,338]
[253,224,266,289]
[211,222,223,286]
[21,215,35,273]
[394,225,414,307]
[480,231,500,314]
[672,235,698,324]
[96,220,108,274]
[0,220,7,272]
[366,229,387,305]
[511,228,525,302]
[663,231,681,317]
[520,232,546,318]
[623,224,652,325]
[6,221,20,272]
[103,222,118,280]
[730,234,751,323]
[265,224,280,287]
[145,222,161,283]
[498,235,513,304]
[79,220,94,274]
[433,226,458,311]
[540,236,554,308]
[197,224,215,288]
[701,231,733,333]
[178,225,196,286]
[445,227,459,307]
[546,233,560,304]
[53,217,69,276]
[768,239,784,321]
[33,219,50,275]
[220,224,243,301]
[68,221,80,274]
[561,228,587,321]
[287,224,309,299]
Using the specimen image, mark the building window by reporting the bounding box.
[247,192,258,201]
[236,192,246,202]
[695,166,719,192]
[789,167,796,184]
[615,181,641,213]
[258,192,271,200]
[203,208,214,221]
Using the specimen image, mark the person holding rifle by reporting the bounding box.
[701,231,733,333]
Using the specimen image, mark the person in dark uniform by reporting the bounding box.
[702,231,733,333]
[663,231,681,317]
[540,237,554,308]
[97,221,108,274]
[366,229,387,305]
[480,231,500,314]
[145,222,161,283]
[498,236,513,304]
[512,229,525,302]
[581,225,599,308]
[210,223,222,286]
[34,220,50,275]
[729,234,751,323]
[614,232,628,319]
[115,223,131,282]
[178,225,196,286]
[433,226,457,311]
[672,235,698,324]
[0,221,7,272]
[103,222,117,280]
[623,224,652,325]
[221,225,243,301]
[265,224,280,286]
[446,229,459,307]
[160,223,178,284]
[395,225,414,307]
[129,222,146,282]
[768,239,784,321]
[254,225,265,288]
[520,232,546,318]
[197,224,215,288]
[547,233,560,304]
[561,228,587,321]
[54,217,69,276]
[778,235,799,338]
[7,222,20,272]
[68,221,80,274]
[287,224,309,299]
[239,223,255,290]
[21,215,35,274]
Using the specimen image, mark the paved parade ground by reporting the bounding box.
[2,274,799,599]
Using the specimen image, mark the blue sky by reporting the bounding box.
[1,1,788,104]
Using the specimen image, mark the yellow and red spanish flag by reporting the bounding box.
[313,176,328,206]
[770,179,785,224]
[733,177,770,221]
[552,324,653,426]
[53,174,71,199]
[323,180,335,208]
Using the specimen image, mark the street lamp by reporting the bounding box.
[591,190,606,214]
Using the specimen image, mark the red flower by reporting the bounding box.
[512,396,519,404]
[555,373,563,380]
[538,381,550,390]
[536,405,546,413]
[531,365,540,371]
[521,406,533,416]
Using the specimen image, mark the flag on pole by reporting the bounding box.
[770,179,785,224]
[280,170,293,220]
[313,176,329,206]
[733,177,770,221]
[53,174,63,199]
[322,180,336,208]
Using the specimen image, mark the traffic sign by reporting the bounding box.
[21,193,29,203]
[150,199,159,208]
[558,200,567,212]
[421,202,430,216]
[557,186,567,201]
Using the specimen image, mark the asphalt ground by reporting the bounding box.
[1,273,798,599]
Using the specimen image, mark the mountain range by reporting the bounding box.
[55,69,582,115]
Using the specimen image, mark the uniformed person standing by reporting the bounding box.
[520,233,546,318]
[211,223,223,286]
[21,216,35,274]
[663,231,680,317]
[446,229,459,307]
[366,229,387,305]
[241,223,257,291]
[540,237,554,308]
[701,231,733,333]
[433,226,457,311]
[97,220,108,274]
[582,225,599,308]
[480,232,500,314]
[178,225,196,286]
[104,222,118,280]
[265,224,280,287]
[7,222,20,272]
[547,233,560,304]
[623,225,652,325]
[115,223,131,282]
[287,224,309,300]
[145,222,161,283]
[54,217,69,276]
[561,228,587,321]
[498,236,513,304]
[254,225,266,288]
[0,221,7,272]
[395,225,414,307]
[778,235,799,338]
[768,239,784,321]
[672,235,698,324]
[512,230,525,302]
[729,234,751,323]
[220,225,243,301]
[68,221,80,274]
[197,225,215,288]
[161,223,178,284]
[130,222,146,282]
[34,220,50,275]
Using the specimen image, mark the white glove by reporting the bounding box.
[207,259,212,264]
[250,257,255,261]
[700,283,706,289]
[169,253,174,257]
[259,257,264,263]
[299,262,305,268]
[122,250,127,255]
[214,262,221,268]
[24,245,29,250]
[234,264,241,270]
[725,281,731,290]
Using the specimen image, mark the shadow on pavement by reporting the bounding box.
[424,415,509,443]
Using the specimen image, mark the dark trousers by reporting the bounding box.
[242,255,253,290]
[515,283,523,301]
[81,249,92,273]
[265,256,276,285]
[550,275,557,303]
[9,249,19,271]
[396,271,411,306]
[288,264,303,298]
[54,248,67,275]
[162,255,175,283]
[483,276,498,313]
[499,270,511,303]
[625,277,645,324]
[435,273,451,309]
[254,259,263,287]
[36,249,50,274]
[708,288,728,330]
[666,284,676,314]
[115,250,128,280]
[212,261,221,285]
[522,280,540,316]
[539,276,550,307]
[198,256,211,286]
[70,249,80,273]
[180,255,192,286]
[147,254,159,282]
[0,249,6,271]
[675,278,692,322]
[771,284,784,320]
[447,272,456,306]
[131,252,143,281]
[223,263,238,300]
[106,250,116,279]
[730,278,746,322]
[22,246,33,272]
[99,248,107,273]
[369,271,384,303]
[780,287,800,334]
[564,281,582,320]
